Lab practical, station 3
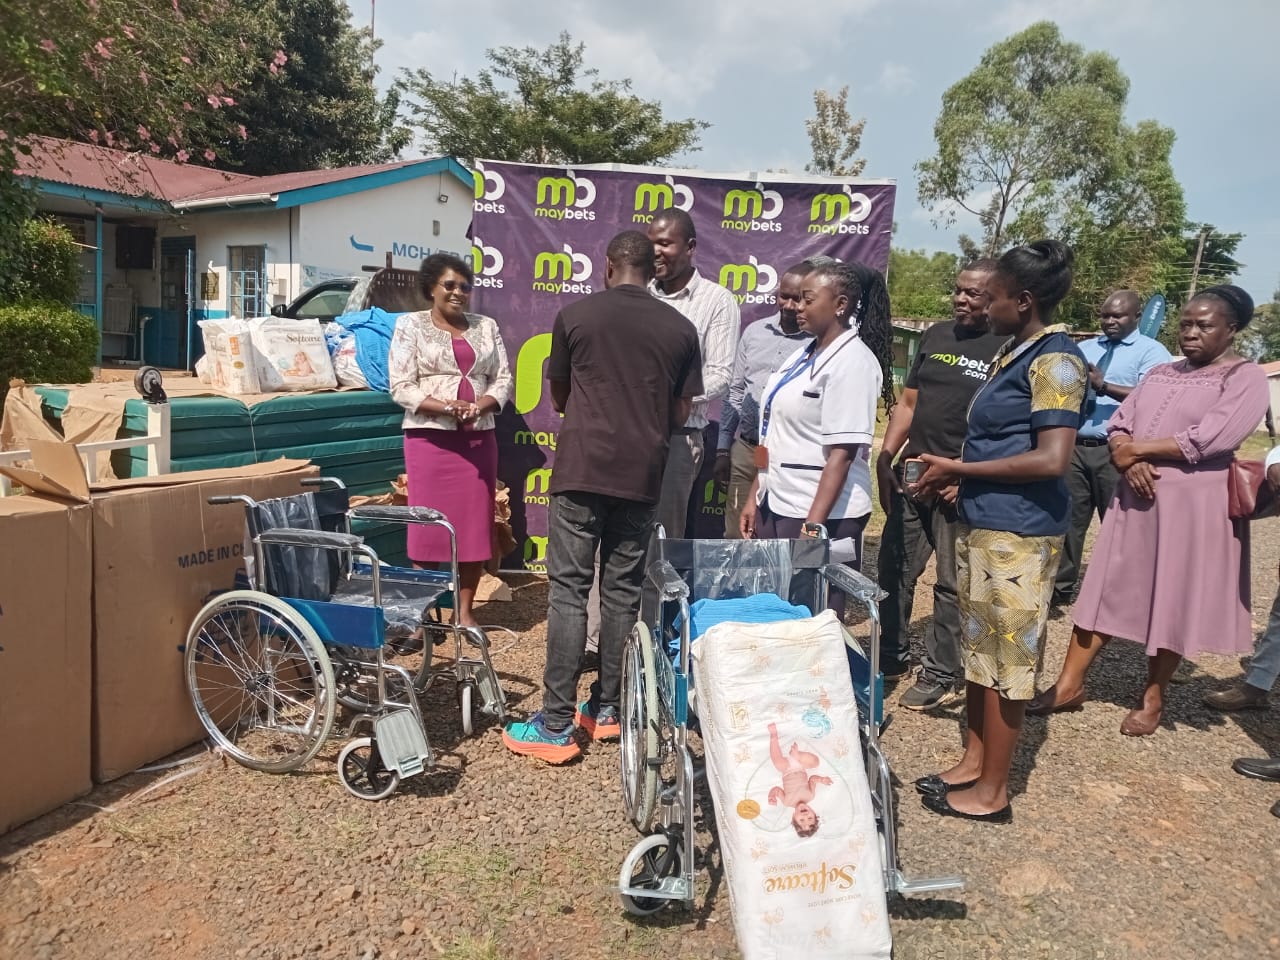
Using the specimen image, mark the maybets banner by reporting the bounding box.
[469,160,896,570]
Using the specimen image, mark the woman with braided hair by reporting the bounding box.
[1030,284,1269,736]
[740,260,892,616]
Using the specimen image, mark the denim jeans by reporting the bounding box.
[543,491,656,730]
[877,487,962,684]
[1246,585,1280,692]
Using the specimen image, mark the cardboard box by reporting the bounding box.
[0,494,93,834]
[1,443,317,782]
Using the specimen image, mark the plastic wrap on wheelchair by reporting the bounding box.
[644,538,886,728]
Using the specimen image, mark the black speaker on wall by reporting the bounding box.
[115,225,155,270]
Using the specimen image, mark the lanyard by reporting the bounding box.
[760,345,816,443]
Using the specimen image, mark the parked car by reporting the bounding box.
[271,277,364,324]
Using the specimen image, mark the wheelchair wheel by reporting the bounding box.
[620,622,659,832]
[185,591,335,773]
[337,737,400,801]
[618,832,681,916]
[460,681,475,736]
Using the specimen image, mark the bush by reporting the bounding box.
[0,302,99,404]
[0,218,81,305]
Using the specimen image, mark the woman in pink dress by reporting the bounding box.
[1030,285,1269,735]
[388,253,513,626]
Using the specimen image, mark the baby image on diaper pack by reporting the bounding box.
[766,722,832,838]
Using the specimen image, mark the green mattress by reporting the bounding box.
[36,387,411,563]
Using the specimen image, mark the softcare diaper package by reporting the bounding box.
[249,316,338,392]
[692,609,891,960]
[197,318,261,395]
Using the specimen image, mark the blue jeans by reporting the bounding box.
[542,491,655,730]
[1246,585,1280,692]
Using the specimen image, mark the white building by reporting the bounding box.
[18,137,474,369]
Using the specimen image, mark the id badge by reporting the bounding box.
[754,445,769,470]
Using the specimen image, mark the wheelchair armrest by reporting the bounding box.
[350,505,446,524]
[255,528,364,551]
[646,559,689,602]
[820,563,888,604]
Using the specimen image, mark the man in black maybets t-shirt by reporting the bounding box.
[875,261,1005,711]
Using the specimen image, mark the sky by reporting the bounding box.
[362,0,1280,303]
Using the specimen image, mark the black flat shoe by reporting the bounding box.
[1231,757,1280,782]
[921,791,1012,823]
[913,774,978,798]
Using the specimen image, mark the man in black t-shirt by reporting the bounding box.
[875,260,1004,711]
[504,230,703,764]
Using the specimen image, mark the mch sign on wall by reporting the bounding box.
[469,159,896,570]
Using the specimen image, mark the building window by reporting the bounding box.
[228,245,266,317]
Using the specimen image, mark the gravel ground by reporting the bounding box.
[3,523,1279,960]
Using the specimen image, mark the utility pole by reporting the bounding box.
[369,0,376,83]
[1188,226,1210,298]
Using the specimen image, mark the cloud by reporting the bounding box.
[374,0,886,107]
[877,62,915,95]
[992,0,1163,33]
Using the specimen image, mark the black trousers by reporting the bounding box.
[1053,441,1119,604]
[877,488,963,684]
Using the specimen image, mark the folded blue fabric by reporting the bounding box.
[669,593,812,660]
[335,306,404,392]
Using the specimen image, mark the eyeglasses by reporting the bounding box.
[440,280,473,294]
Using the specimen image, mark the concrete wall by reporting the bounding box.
[296,172,472,286]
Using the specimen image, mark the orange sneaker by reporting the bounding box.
[502,713,581,764]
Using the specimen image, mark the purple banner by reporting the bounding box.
[470,160,896,569]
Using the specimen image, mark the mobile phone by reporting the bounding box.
[902,458,924,484]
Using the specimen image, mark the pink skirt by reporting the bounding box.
[404,428,496,563]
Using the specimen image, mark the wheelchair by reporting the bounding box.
[183,477,507,800]
[616,532,964,915]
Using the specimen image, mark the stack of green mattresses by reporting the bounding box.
[35,388,411,564]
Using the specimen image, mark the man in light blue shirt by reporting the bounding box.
[1052,290,1171,608]
[712,261,814,538]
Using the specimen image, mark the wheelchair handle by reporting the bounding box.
[300,476,347,491]
[208,494,256,507]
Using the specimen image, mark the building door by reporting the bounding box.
[159,237,195,369]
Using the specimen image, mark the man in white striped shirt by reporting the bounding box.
[647,209,741,537]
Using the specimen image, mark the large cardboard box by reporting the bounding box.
[1,444,317,782]
[0,494,93,834]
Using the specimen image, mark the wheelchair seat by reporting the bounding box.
[330,562,453,631]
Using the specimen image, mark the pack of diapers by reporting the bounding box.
[198,317,261,395]
[692,609,891,960]
[249,316,338,392]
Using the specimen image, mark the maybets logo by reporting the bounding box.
[925,351,991,381]
[469,234,504,290]
[721,187,783,234]
[523,536,548,570]
[525,467,552,506]
[718,255,778,307]
[808,185,873,235]
[631,175,694,223]
[534,170,597,221]
[701,478,727,516]
[473,163,506,214]
[532,243,593,295]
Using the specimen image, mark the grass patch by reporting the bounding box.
[440,934,501,960]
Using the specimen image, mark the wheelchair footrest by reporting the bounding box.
[375,709,432,778]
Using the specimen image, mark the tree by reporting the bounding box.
[888,248,958,318]
[1239,283,1280,363]
[1,0,275,260]
[915,22,1186,327]
[215,0,409,174]
[1172,223,1244,300]
[395,33,707,165]
[805,86,867,177]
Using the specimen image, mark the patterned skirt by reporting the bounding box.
[955,525,1064,700]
